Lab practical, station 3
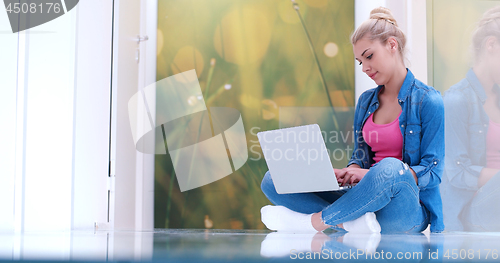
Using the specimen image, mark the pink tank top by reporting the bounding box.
[362,111,403,164]
[486,120,500,169]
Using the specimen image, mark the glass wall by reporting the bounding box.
[429,0,500,92]
[430,0,500,231]
[154,0,355,229]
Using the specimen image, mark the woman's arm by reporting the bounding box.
[339,92,371,185]
[410,90,445,190]
[443,91,483,190]
[337,164,418,185]
[409,168,418,184]
[478,168,500,188]
[347,93,369,169]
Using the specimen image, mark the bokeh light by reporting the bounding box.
[324,42,339,58]
[171,46,204,81]
[213,6,272,65]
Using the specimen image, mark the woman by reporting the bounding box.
[440,6,500,231]
[260,7,445,233]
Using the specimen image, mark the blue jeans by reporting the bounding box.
[261,157,430,233]
[460,171,500,231]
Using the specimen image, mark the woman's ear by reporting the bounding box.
[485,36,499,53]
[386,37,398,53]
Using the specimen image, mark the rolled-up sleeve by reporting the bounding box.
[348,156,364,168]
[411,90,445,190]
[443,91,481,190]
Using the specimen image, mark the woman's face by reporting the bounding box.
[353,36,399,86]
[477,36,500,86]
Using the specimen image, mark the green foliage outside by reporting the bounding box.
[155,0,355,229]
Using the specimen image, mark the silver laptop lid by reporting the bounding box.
[257,124,339,194]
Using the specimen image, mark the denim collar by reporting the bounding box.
[370,68,414,107]
[466,68,487,104]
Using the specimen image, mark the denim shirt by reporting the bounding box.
[442,69,490,189]
[347,69,445,233]
[440,69,492,230]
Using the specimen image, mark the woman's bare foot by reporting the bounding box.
[311,212,332,231]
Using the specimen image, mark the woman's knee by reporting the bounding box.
[366,157,412,182]
[376,157,403,167]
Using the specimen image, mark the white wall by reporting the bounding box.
[0,0,156,236]
[404,0,428,83]
[20,2,76,232]
[135,0,157,231]
[0,0,114,233]
[0,0,19,233]
[110,0,141,231]
[72,0,113,230]
[110,0,156,231]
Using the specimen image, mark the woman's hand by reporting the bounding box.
[334,165,369,186]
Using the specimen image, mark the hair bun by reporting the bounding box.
[369,7,398,26]
[478,5,500,26]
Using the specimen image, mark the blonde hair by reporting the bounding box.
[471,6,500,62]
[350,7,407,63]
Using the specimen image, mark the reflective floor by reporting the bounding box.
[2,229,500,262]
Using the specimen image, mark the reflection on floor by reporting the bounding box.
[1,229,500,262]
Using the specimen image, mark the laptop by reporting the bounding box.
[257,124,352,194]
